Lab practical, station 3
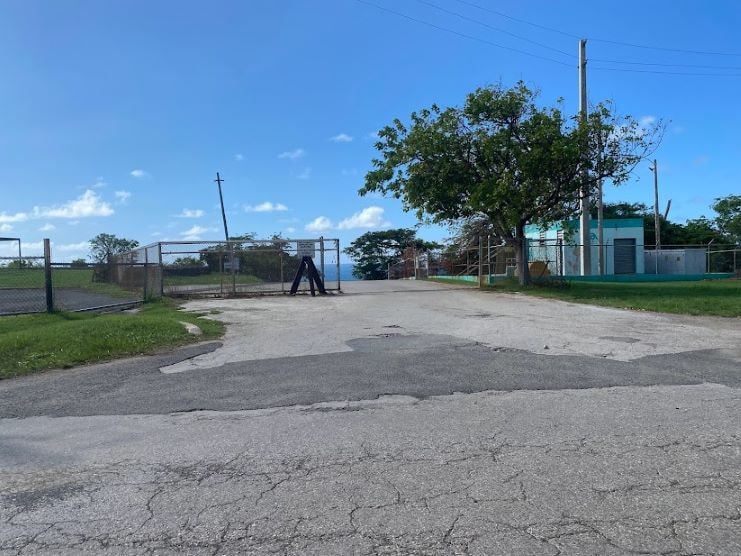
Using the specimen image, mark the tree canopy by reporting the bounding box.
[712,195,741,244]
[343,228,439,280]
[361,82,660,283]
[89,233,139,263]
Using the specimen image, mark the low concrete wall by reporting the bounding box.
[432,273,733,285]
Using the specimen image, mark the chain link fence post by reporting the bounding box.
[43,238,54,313]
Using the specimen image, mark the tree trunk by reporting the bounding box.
[514,224,530,286]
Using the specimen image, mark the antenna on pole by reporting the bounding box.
[214,172,230,242]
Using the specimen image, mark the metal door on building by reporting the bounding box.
[614,238,636,274]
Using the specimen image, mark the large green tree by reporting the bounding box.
[361,83,660,284]
[89,233,139,263]
[712,195,741,244]
[344,228,439,280]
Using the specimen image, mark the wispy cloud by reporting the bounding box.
[0,211,28,224]
[174,209,205,218]
[244,202,288,213]
[91,178,107,189]
[114,190,132,204]
[38,223,55,232]
[181,225,215,241]
[0,224,12,232]
[57,241,90,252]
[330,133,353,143]
[296,167,312,180]
[278,148,305,160]
[305,216,333,233]
[693,155,710,166]
[337,206,390,230]
[38,190,114,219]
[366,131,380,140]
[285,227,296,234]
[235,153,244,161]
[130,169,150,179]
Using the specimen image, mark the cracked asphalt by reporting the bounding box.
[1,280,740,555]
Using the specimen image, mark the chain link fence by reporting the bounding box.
[0,245,145,316]
[113,238,341,299]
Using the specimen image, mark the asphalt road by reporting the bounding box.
[1,280,740,555]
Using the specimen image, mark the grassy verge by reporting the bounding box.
[0,268,140,298]
[430,277,741,317]
[163,272,262,286]
[0,301,225,379]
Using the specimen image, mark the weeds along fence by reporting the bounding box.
[114,238,341,299]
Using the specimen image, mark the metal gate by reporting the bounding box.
[614,238,636,274]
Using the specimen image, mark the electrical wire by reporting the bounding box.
[590,58,741,71]
[452,0,580,39]
[354,0,573,66]
[591,66,741,77]
[356,0,741,76]
[414,0,572,58]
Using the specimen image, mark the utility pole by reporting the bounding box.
[214,172,230,242]
[649,160,660,250]
[596,116,604,275]
[578,39,591,275]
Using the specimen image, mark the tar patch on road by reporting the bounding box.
[1,335,740,418]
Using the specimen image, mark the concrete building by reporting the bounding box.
[526,218,645,276]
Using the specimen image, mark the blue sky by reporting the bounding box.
[1,0,739,261]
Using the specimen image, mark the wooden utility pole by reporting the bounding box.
[578,39,591,275]
[214,172,230,242]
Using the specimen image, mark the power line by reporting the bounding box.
[589,38,741,58]
[591,58,741,71]
[354,0,572,66]
[591,66,741,77]
[452,0,580,39]
[414,0,572,58]
[453,0,741,57]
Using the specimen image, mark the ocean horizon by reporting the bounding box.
[322,262,357,282]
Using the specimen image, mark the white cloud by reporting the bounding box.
[341,168,359,176]
[38,223,56,232]
[285,227,296,234]
[0,240,43,257]
[57,241,90,252]
[91,178,107,189]
[278,148,305,160]
[337,206,390,230]
[235,153,244,161]
[367,131,380,140]
[330,133,353,143]
[639,115,656,127]
[0,224,12,232]
[181,225,215,241]
[114,190,132,204]
[130,169,149,179]
[175,209,205,218]
[296,167,312,180]
[244,202,288,213]
[36,189,114,219]
[305,216,333,233]
[0,211,28,223]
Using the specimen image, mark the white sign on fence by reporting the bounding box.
[296,240,316,258]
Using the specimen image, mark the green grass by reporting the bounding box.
[430,277,741,317]
[163,272,262,286]
[0,268,138,298]
[0,301,224,379]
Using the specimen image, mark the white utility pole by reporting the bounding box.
[649,160,661,250]
[578,39,591,275]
